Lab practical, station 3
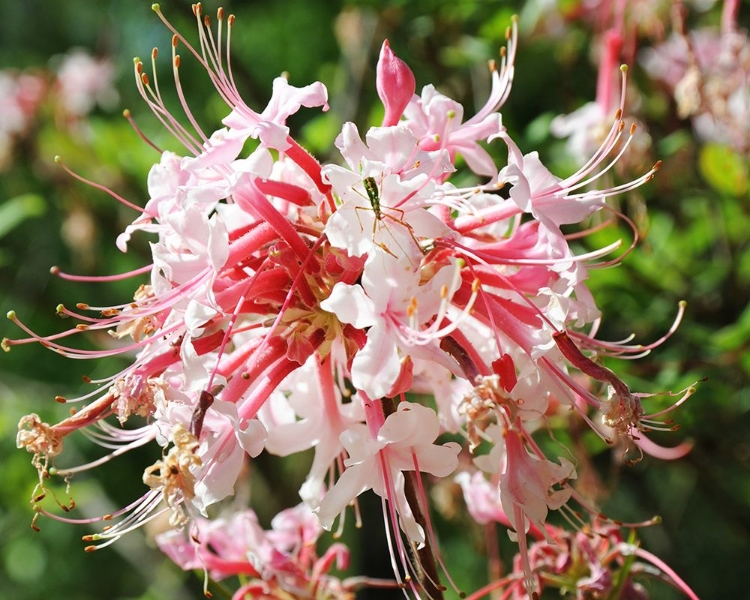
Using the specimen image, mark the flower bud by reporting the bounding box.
[376,40,416,127]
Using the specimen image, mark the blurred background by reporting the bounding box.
[0,0,748,598]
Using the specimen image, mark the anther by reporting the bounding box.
[630,122,637,135]
[55,396,66,403]
[172,34,178,48]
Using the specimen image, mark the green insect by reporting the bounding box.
[363,176,382,219]
[354,175,423,258]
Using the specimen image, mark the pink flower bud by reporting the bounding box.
[376,40,416,127]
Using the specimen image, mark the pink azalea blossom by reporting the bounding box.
[315,402,460,546]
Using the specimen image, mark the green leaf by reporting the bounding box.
[698,143,749,197]
[0,193,46,239]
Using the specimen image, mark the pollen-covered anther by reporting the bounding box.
[459,374,509,451]
[111,376,162,423]
[17,414,63,458]
[143,424,201,527]
[110,285,158,342]
[601,388,644,441]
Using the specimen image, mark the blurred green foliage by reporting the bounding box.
[0,1,748,599]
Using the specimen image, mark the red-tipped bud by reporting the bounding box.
[376,40,416,127]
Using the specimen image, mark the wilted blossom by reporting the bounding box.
[8,3,699,599]
[454,516,700,600]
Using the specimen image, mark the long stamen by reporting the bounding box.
[54,156,145,213]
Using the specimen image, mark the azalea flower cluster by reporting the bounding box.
[544,0,749,160]
[641,0,750,152]
[9,4,699,599]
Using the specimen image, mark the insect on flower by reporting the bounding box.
[353,173,425,260]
